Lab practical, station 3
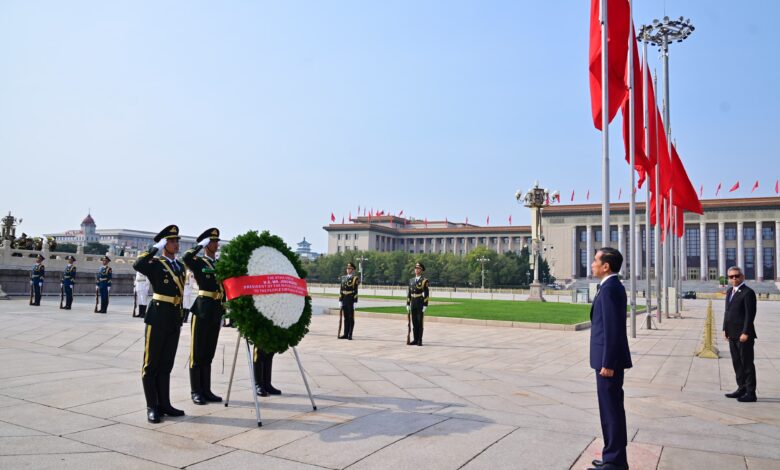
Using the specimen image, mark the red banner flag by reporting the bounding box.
[671,144,703,214]
[589,0,630,130]
[621,26,650,187]
[330,212,336,222]
[571,190,575,202]
[751,180,759,193]
[729,181,740,192]
[224,274,308,301]
[676,206,685,238]
[716,182,722,196]
[586,190,590,201]
[776,180,779,195]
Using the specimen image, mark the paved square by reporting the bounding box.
[0,296,778,469]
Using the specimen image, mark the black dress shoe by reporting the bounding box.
[591,459,604,467]
[255,384,269,397]
[147,407,161,423]
[203,391,223,402]
[338,335,348,339]
[191,393,207,405]
[158,404,185,416]
[266,385,282,395]
[408,341,418,346]
[725,388,746,398]
[737,392,757,402]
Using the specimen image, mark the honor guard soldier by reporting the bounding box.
[182,228,225,405]
[133,272,150,318]
[253,346,282,397]
[30,254,45,306]
[61,255,77,309]
[95,256,112,313]
[406,262,429,346]
[134,225,186,423]
[338,262,360,340]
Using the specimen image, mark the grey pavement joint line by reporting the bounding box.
[454,424,521,470]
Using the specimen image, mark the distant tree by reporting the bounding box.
[56,243,78,253]
[84,242,110,255]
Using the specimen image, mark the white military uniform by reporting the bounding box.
[183,270,198,311]
[134,272,150,306]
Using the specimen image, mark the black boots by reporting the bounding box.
[201,365,222,402]
[142,375,161,423]
[156,374,184,417]
[725,388,746,398]
[254,351,281,396]
[182,309,190,323]
[190,366,206,405]
[137,305,147,318]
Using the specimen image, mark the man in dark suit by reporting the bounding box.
[723,266,758,402]
[589,247,632,470]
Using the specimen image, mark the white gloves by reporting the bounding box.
[107,286,111,292]
[422,307,427,313]
[406,305,411,313]
[339,301,343,308]
[198,238,210,248]
[153,239,168,252]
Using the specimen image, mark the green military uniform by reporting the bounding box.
[338,262,360,339]
[182,228,225,405]
[133,224,186,423]
[407,262,429,346]
[30,255,45,306]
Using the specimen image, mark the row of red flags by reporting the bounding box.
[589,0,702,240]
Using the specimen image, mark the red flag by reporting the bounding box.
[655,108,673,196]
[699,185,703,198]
[618,188,622,200]
[546,194,550,205]
[729,181,740,192]
[643,66,658,167]
[509,215,512,225]
[670,144,703,214]
[586,190,590,201]
[776,180,779,195]
[486,215,490,225]
[621,26,650,187]
[368,212,372,223]
[330,212,336,222]
[349,211,352,221]
[554,193,561,202]
[424,217,428,228]
[571,190,575,202]
[357,205,360,214]
[398,209,404,216]
[589,0,630,129]
[716,182,722,196]
[676,206,685,238]
[466,216,469,224]
[751,180,759,193]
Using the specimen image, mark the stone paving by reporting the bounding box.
[0,295,778,469]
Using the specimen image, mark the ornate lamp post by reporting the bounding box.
[516,182,558,301]
[1,212,22,247]
[476,256,490,289]
[356,255,368,284]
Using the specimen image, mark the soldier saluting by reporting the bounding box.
[30,254,45,306]
[406,262,429,346]
[338,262,360,340]
[182,228,225,405]
[95,256,112,313]
[61,255,77,310]
[133,225,186,424]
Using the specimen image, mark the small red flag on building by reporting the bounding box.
[330,212,336,222]
[729,181,740,192]
[509,215,512,226]
[776,180,779,195]
[571,190,575,202]
[341,217,344,224]
[424,217,428,228]
[398,209,404,216]
[466,216,469,225]
[699,185,703,198]
[751,180,759,193]
[586,190,590,201]
[618,188,622,200]
[716,182,722,196]
[486,215,490,225]
[349,211,352,221]
[555,193,561,202]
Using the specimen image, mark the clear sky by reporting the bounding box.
[1,0,777,252]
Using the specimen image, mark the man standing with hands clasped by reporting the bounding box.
[723,266,758,402]
[588,247,632,470]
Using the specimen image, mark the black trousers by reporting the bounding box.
[729,338,757,393]
[64,284,73,308]
[410,300,424,344]
[189,305,222,368]
[342,299,355,337]
[33,282,42,305]
[98,285,110,312]
[142,321,181,407]
[596,369,628,468]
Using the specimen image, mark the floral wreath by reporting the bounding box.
[216,230,311,354]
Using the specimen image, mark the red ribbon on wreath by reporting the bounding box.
[223,274,309,301]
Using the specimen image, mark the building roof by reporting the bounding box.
[324,221,531,236]
[81,214,96,226]
[542,196,780,216]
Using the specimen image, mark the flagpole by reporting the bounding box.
[642,37,653,329]
[627,0,637,338]
[654,71,662,324]
[662,33,674,320]
[600,0,611,252]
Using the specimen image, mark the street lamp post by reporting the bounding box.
[639,16,694,319]
[356,255,368,284]
[476,256,490,289]
[516,182,559,302]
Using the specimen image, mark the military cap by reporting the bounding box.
[346,262,356,269]
[36,254,45,261]
[65,255,76,262]
[196,227,220,243]
[153,224,180,242]
[415,262,425,272]
[101,255,111,262]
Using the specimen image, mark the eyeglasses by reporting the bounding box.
[728,274,742,279]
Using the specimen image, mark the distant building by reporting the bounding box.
[324,216,532,256]
[295,237,319,261]
[46,213,197,255]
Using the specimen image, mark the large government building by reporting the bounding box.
[324,197,780,282]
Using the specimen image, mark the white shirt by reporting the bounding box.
[599,273,618,287]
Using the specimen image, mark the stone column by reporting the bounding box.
[756,221,764,281]
[737,221,744,270]
[572,228,578,279]
[776,221,780,281]
[508,236,514,253]
[496,236,502,254]
[718,222,726,277]
[617,225,625,276]
[586,226,593,279]
[699,222,707,281]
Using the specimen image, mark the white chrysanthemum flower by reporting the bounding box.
[247,246,304,328]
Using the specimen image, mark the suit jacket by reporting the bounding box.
[723,284,757,340]
[590,275,632,371]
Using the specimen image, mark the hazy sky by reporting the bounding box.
[1,0,777,252]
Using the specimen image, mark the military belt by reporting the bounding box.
[341,290,354,295]
[410,293,424,298]
[153,293,182,306]
[198,290,223,300]
[99,277,109,281]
